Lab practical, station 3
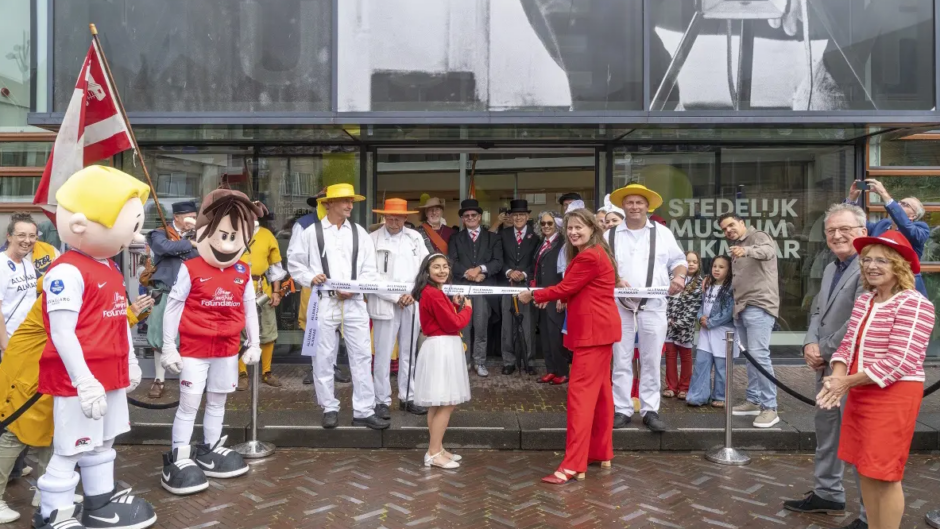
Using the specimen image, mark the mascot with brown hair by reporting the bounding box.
[159,189,263,496]
[35,165,156,529]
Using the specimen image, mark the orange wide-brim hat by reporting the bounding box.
[373,198,418,215]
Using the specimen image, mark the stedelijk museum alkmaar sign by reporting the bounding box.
[667,198,802,259]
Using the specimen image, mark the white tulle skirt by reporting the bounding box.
[413,335,472,407]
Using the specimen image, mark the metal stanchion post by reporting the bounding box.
[233,363,275,459]
[705,330,750,466]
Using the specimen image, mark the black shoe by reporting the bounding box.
[374,403,391,420]
[161,445,209,496]
[352,414,390,430]
[82,488,157,529]
[612,413,631,429]
[926,509,940,529]
[194,435,249,479]
[399,401,428,415]
[838,519,869,529]
[643,411,667,432]
[783,491,846,515]
[302,369,313,385]
[334,366,352,384]
[322,411,339,429]
[34,504,84,529]
[525,366,537,376]
[501,365,516,375]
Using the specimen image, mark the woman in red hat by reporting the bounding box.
[816,230,934,529]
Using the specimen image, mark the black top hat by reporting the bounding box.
[558,192,582,205]
[507,199,530,214]
[458,199,483,216]
[172,200,198,215]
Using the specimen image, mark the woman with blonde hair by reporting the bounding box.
[518,208,621,484]
[817,231,934,529]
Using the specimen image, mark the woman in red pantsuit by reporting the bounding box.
[518,208,621,484]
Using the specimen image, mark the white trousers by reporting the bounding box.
[612,306,667,417]
[312,297,376,419]
[372,303,418,406]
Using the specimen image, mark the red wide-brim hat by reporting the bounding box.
[853,230,921,274]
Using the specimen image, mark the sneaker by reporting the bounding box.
[783,491,845,515]
[838,519,869,529]
[753,409,780,428]
[81,488,156,529]
[19,465,32,478]
[33,504,84,529]
[642,411,667,433]
[374,403,391,420]
[352,415,390,430]
[161,445,209,496]
[322,411,339,429]
[0,500,19,524]
[475,364,489,377]
[194,435,249,479]
[928,509,940,529]
[732,401,761,416]
[261,373,282,387]
[612,413,631,429]
[236,373,249,391]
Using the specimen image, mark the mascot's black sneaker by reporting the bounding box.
[161,445,208,496]
[81,488,156,529]
[34,504,85,529]
[194,436,249,479]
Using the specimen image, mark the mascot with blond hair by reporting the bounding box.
[159,189,262,495]
[35,165,156,529]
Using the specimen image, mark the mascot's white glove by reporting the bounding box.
[241,345,261,366]
[127,363,143,392]
[161,344,183,375]
[74,376,108,420]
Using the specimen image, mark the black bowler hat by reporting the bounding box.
[458,199,483,216]
[558,192,582,205]
[172,200,197,215]
[305,187,328,208]
[507,199,530,214]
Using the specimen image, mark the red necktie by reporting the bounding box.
[537,238,551,260]
[470,230,478,242]
[516,230,523,244]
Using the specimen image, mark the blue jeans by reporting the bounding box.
[734,306,777,409]
[686,349,727,405]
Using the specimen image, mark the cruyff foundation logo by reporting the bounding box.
[201,287,240,308]
[102,292,128,318]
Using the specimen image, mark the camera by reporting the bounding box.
[499,207,508,215]
[856,179,869,191]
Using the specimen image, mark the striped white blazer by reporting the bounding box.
[831,290,934,388]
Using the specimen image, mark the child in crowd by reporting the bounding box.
[663,251,703,400]
[412,254,472,470]
[686,255,735,408]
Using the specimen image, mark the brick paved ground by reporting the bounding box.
[6,448,940,528]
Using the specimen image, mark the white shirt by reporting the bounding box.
[371,226,429,304]
[506,225,530,279]
[606,220,687,312]
[0,254,38,336]
[287,218,378,299]
[462,227,488,274]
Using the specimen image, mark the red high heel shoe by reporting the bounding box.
[551,376,568,385]
[537,374,556,384]
[541,469,584,484]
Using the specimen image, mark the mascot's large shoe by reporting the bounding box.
[194,435,249,479]
[33,504,84,529]
[80,489,155,529]
[161,446,208,496]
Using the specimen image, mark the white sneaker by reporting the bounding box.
[18,466,31,478]
[0,501,20,524]
[753,409,780,428]
[732,401,761,416]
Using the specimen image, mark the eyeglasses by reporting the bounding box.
[462,213,480,219]
[861,257,891,268]
[539,221,555,227]
[11,233,37,241]
[899,200,915,210]
[824,226,863,237]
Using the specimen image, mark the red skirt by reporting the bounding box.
[838,381,923,482]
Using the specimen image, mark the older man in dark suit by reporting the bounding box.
[498,199,540,375]
[448,199,503,377]
[784,203,869,529]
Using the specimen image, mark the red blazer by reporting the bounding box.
[533,245,621,349]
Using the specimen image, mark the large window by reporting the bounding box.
[54,0,333,112]
[615,145,854,353]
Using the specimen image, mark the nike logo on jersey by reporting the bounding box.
[199,278,212,283]
[97,282,107,288]
[197,459,216,470]
[88,513,120,524]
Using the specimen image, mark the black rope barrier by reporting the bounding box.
[127,397,179,410]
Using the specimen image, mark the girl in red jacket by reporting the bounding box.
[412,253,473,470]
[519,208,621,484]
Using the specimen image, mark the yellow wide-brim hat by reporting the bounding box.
[609,184,663,213]
[317,183,365,204]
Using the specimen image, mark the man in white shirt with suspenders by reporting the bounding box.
[606,185,687,433]
[287,184,388,430]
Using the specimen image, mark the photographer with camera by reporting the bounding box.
[143,200,199,398]
[848,179,928,297]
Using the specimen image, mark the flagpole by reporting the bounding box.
[89,23,170,233]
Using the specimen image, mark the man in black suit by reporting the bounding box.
[532,210,569,384]
[448,199,503,377]
[498,200,539,375]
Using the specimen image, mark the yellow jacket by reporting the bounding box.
[0,293,138,447]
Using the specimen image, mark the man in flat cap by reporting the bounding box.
[144,199,200,399]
